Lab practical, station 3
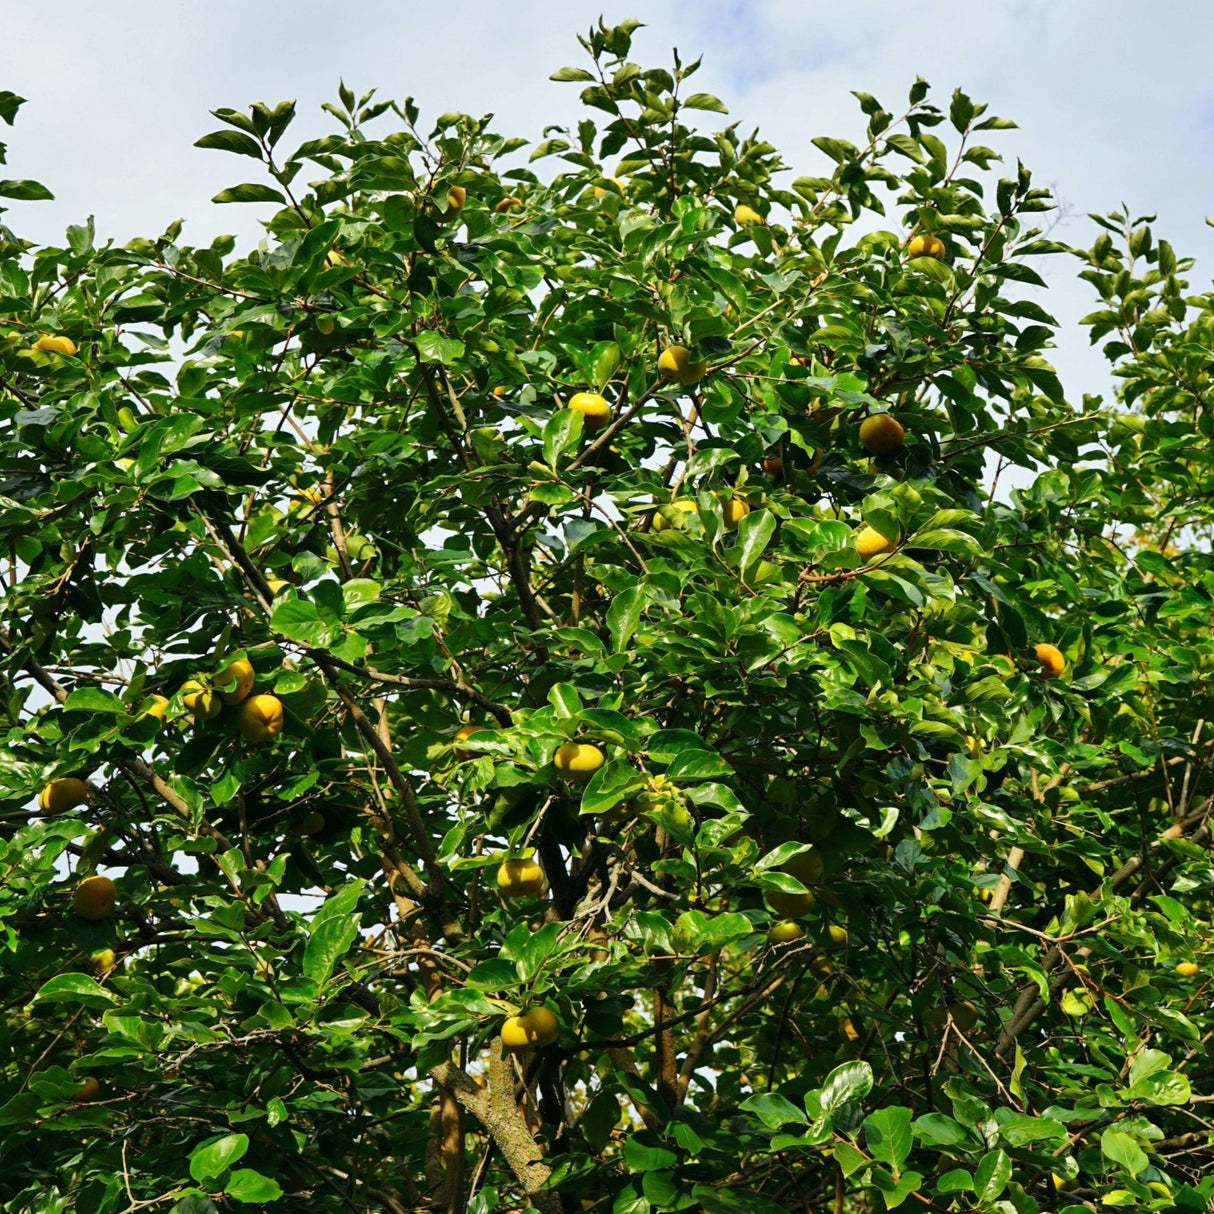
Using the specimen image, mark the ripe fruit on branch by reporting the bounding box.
[73,875,116,921]
[658,345,707,386]
[72,1077,102,1104]
[734,204,764,227]
[453,723,488,760]
[33,334,77,356]
[181,680,221,720]
[767,921,805,944]
[91,948,117,975]
[446,185,466,214]
[566,391,612,430]
[1176,961,1200,976]
[1035,644,1066,678]
[854,525,894,559]
[652,500,698,532]
[495,196,523,213]
[214,657,255,705]
[930,999,979,1032]
[38,777,89,815]
[722,498,750,530]
[765,850,823,918]
[906,233,946,260]
[859,415,905,457]
[236,694,284,743]
[497,857,546,898]
[554,742,605,781]
[500,1006,560,1050]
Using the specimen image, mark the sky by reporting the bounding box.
[3,0,1214,401]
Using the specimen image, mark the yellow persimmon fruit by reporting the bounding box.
[72,1076,102,1104]
[553,742,605,782]
[652,500,698,532]
[181,680,221,721]
[142,695,169,720]
[766,852,822,919]
[73,875,116,921]
[855,525,894,559]
[722,498,750,530]
[827,925,849,948]
[767,921,805,944]
[949,999,979,1031]
[734,204,764,227]
[91,948,117,975]
[839,1016,861,1043]
[859,414,905,457]
[38,777,90,815]
[501,1006,560,1050]
[290,811,326,838]
[906,233,946,260]
[496,858,546,898]
[567,391,612,430]
[453,723,489,760]
[1035,643,1066,679]
[214,657,255,706]
[236,694,284,744]
[1176,961,1200,976]
[495,196,523,213]
[447,185,466,214]
[657,344,707,386]
[809,954,835,980]
[33,334,78,356]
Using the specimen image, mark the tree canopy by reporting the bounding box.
[2,17,1213,1214]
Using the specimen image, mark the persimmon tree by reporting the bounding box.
[2,17,1214,1214]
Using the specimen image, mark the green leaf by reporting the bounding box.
[415,330,465,365]
[735,509,777,574]
[833,1141,868,1178]
[194,130,264,159]
[683,93,728,113]
[606,585,646,652]
[550,66,596,82]
[1101,1128,1148,1175]
[0,1093,40,1126]
[863,1107,912,1172]
[580,761,645,816]
[0,178,53,201]
[64,688,127,714]
[212,183,286,204]
[818,1061,873,1114]
[224,1169,283,1203]
[34,974,116,1006]
[622,1138,678,1172]
[189,1133,249,1184]
[974,1149,1011,1202]
[912,1113,970,1147]
[593,341,622,390]
[272,599,339,648]
[543,408,581,468]
[303,880,365,986]
[741,1092,808,1129]
[1124,1069,1191,1106]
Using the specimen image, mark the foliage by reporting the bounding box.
[1,17,1213,1214]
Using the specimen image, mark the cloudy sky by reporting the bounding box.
[3,0,1214,399]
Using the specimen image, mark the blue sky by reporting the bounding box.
[3,0,1214,399]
